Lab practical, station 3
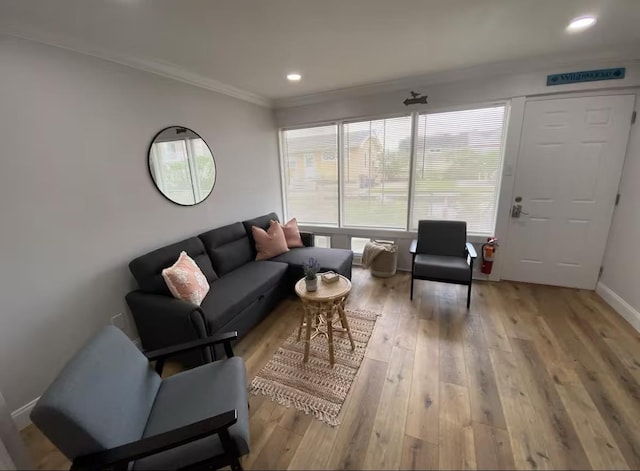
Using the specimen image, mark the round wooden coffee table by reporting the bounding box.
[295,275,355,367]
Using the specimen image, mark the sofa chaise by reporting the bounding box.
[126,212,353,364]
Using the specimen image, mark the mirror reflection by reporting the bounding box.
[148,126,216,205]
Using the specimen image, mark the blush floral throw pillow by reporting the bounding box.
[161,251,210,305]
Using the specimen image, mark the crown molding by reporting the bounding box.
[274,46,640,109]
[0,26,272,108]
[4,24,639,111]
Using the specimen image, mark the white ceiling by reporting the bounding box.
[2,0,640,106]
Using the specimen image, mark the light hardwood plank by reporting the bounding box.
[405,318,440,445]
[472,422,515,470]
[250,425,303,470]
[510,338,590,469]
[555,380,629,470]
[363,346,414,470]
[439,285,468,387]
[489,347,554,470]
[464,341,507,429]
[326,358,387,470]
[475,283,513,352]
[438,382,476,470]
[401,435,439,470]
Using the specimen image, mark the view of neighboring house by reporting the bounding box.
[284,129,382,186]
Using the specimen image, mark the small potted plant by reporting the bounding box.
[303,257,321,292]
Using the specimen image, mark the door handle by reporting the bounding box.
[511,204,529,218]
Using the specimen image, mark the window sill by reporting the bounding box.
[298,224,492,244]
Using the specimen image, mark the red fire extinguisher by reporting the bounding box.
[481,237,498,275]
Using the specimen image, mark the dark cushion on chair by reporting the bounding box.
[242,212,280,257]
[200,261,288,332]
[199,223,253,276]
[413,254,471,283]
[416,220,467,257]
[133,357,249,470]
[271,247,354,280]
[130,238,218,296]
[31,326,161,460]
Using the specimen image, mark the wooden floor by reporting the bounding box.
[22,268,640,470]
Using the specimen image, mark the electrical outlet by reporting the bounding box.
[111,313,126,331]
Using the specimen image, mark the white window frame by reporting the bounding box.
[279,122,340,227]
[279,101,509,237]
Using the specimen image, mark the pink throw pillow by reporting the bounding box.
[281,218,304,248]
[162,251,210,305]
[252,220,290,260]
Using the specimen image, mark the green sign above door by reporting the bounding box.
[547,68,625,86]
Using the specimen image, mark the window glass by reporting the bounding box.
[411,106,506,234]
[281,125,339,225]
[343,116,412,229]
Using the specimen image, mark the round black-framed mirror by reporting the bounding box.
[148,126,217,206]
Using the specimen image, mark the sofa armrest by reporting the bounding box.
[125,290,210,364]
[409,239,418,254]
[300,231,315,247]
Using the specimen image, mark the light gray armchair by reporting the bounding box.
[30,326,248,470]
[410,220,477,308]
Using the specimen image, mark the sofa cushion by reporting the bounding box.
[130,237,218,296]
[200,261,287,332]
[199,223,253,276]
[133,357,248,470]
[413,254,471,282]
[242,212,279,256]
[271,247,354,280]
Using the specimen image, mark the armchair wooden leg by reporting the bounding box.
[219,428,242,471]
[466,282,472,309]
[410,276,414,300]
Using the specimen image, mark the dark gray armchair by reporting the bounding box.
[409,220,477,308]
[30,326,248,471]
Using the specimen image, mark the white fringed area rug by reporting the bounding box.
[249,308,380,426]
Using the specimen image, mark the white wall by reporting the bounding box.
[599,91,640,330]
[277,58,640,284]
[0,36,281,415]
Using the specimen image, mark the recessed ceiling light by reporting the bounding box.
[287,73,302,82]
[567,15,597,32]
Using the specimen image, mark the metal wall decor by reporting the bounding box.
[403,91,428,106]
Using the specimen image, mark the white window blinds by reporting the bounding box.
[280,105,507,235]
[411,106,506,234]
[281,125,339,225]
[343,116,412,228]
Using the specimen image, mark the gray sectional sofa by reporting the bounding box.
[126,212,353,364]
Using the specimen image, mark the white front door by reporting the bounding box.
[502,95,635,289]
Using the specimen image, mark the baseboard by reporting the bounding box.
[11,397,39,431]
[596,282,640,333]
